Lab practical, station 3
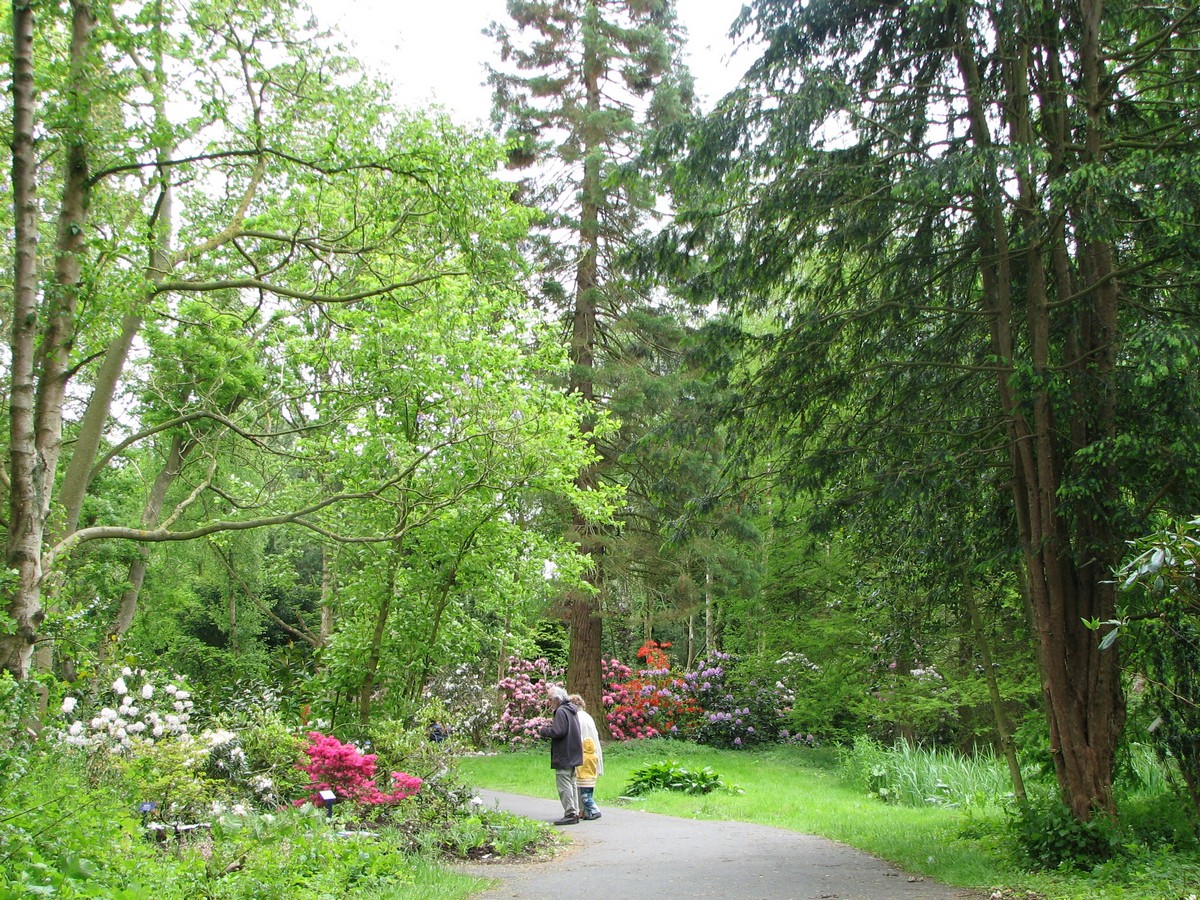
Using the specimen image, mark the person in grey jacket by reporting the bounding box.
[539,684,583,825]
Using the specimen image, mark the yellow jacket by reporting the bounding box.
[575,710,604,787]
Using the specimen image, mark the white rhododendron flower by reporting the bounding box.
[53,667,195,753]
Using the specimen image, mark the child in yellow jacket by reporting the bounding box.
[569,694,603,820]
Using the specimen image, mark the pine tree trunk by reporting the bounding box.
[954,2,1123,819]
[704,564,716,655]
[564,0,608,736]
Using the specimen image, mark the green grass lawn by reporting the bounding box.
[457,740,1200,900]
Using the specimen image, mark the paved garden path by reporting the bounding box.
[461,789,992,900]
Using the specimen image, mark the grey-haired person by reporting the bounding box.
[538,684,583,825]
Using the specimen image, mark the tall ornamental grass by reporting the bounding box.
[839,736,1019,809]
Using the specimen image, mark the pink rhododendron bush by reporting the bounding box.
[297,731,422,808]
[490,657,561,747]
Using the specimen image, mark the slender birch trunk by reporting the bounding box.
[3,0,95,678]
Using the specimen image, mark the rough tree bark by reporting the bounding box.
[955,0,1123,820]
[563,0,608,737]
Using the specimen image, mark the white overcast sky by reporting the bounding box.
[306,0,754,126]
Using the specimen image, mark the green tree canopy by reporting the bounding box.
[660,0,1200,820]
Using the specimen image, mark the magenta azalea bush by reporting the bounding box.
[296,732,421,807]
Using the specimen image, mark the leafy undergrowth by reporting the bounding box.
[428,807,558,863]
[622,758,740,796]
[0,704,547,900]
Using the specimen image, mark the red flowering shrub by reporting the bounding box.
[296,732,421,807]
[603,641,702,741]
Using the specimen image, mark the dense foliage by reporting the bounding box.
[654,0,1200,822]
[0,670,545,898]
[1111,517,1200,815]
[4,0,1200,892]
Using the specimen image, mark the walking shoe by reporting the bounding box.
[552,814,579,825]
[581,812,602,820]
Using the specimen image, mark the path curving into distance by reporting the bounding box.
[460,789,992,900]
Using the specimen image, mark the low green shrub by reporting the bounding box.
[180,805,427,899]
[1008,793,1116,870]
[1118,790,1200,852]
[211,702,309,807]
[110,736,233,825]
[623,759,737,796]
[0,745,178,899]
[361,717,476,837]
[428,807,551,859]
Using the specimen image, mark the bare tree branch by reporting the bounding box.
[152,271,465,303]
[91,409,320,479]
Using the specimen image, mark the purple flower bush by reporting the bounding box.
[675,652,791,749]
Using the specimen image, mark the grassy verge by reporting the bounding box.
[458,740,1200,900]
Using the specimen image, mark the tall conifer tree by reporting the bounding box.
[665,0,1200,820]
[488,0,695,724]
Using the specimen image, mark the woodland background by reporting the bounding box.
[3,1,1200,895]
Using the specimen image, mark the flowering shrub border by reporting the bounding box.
[490,657,562,748]
[604,642,702,740]
[491,643,800,750]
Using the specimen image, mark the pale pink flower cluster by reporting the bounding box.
[489,657,562,748]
